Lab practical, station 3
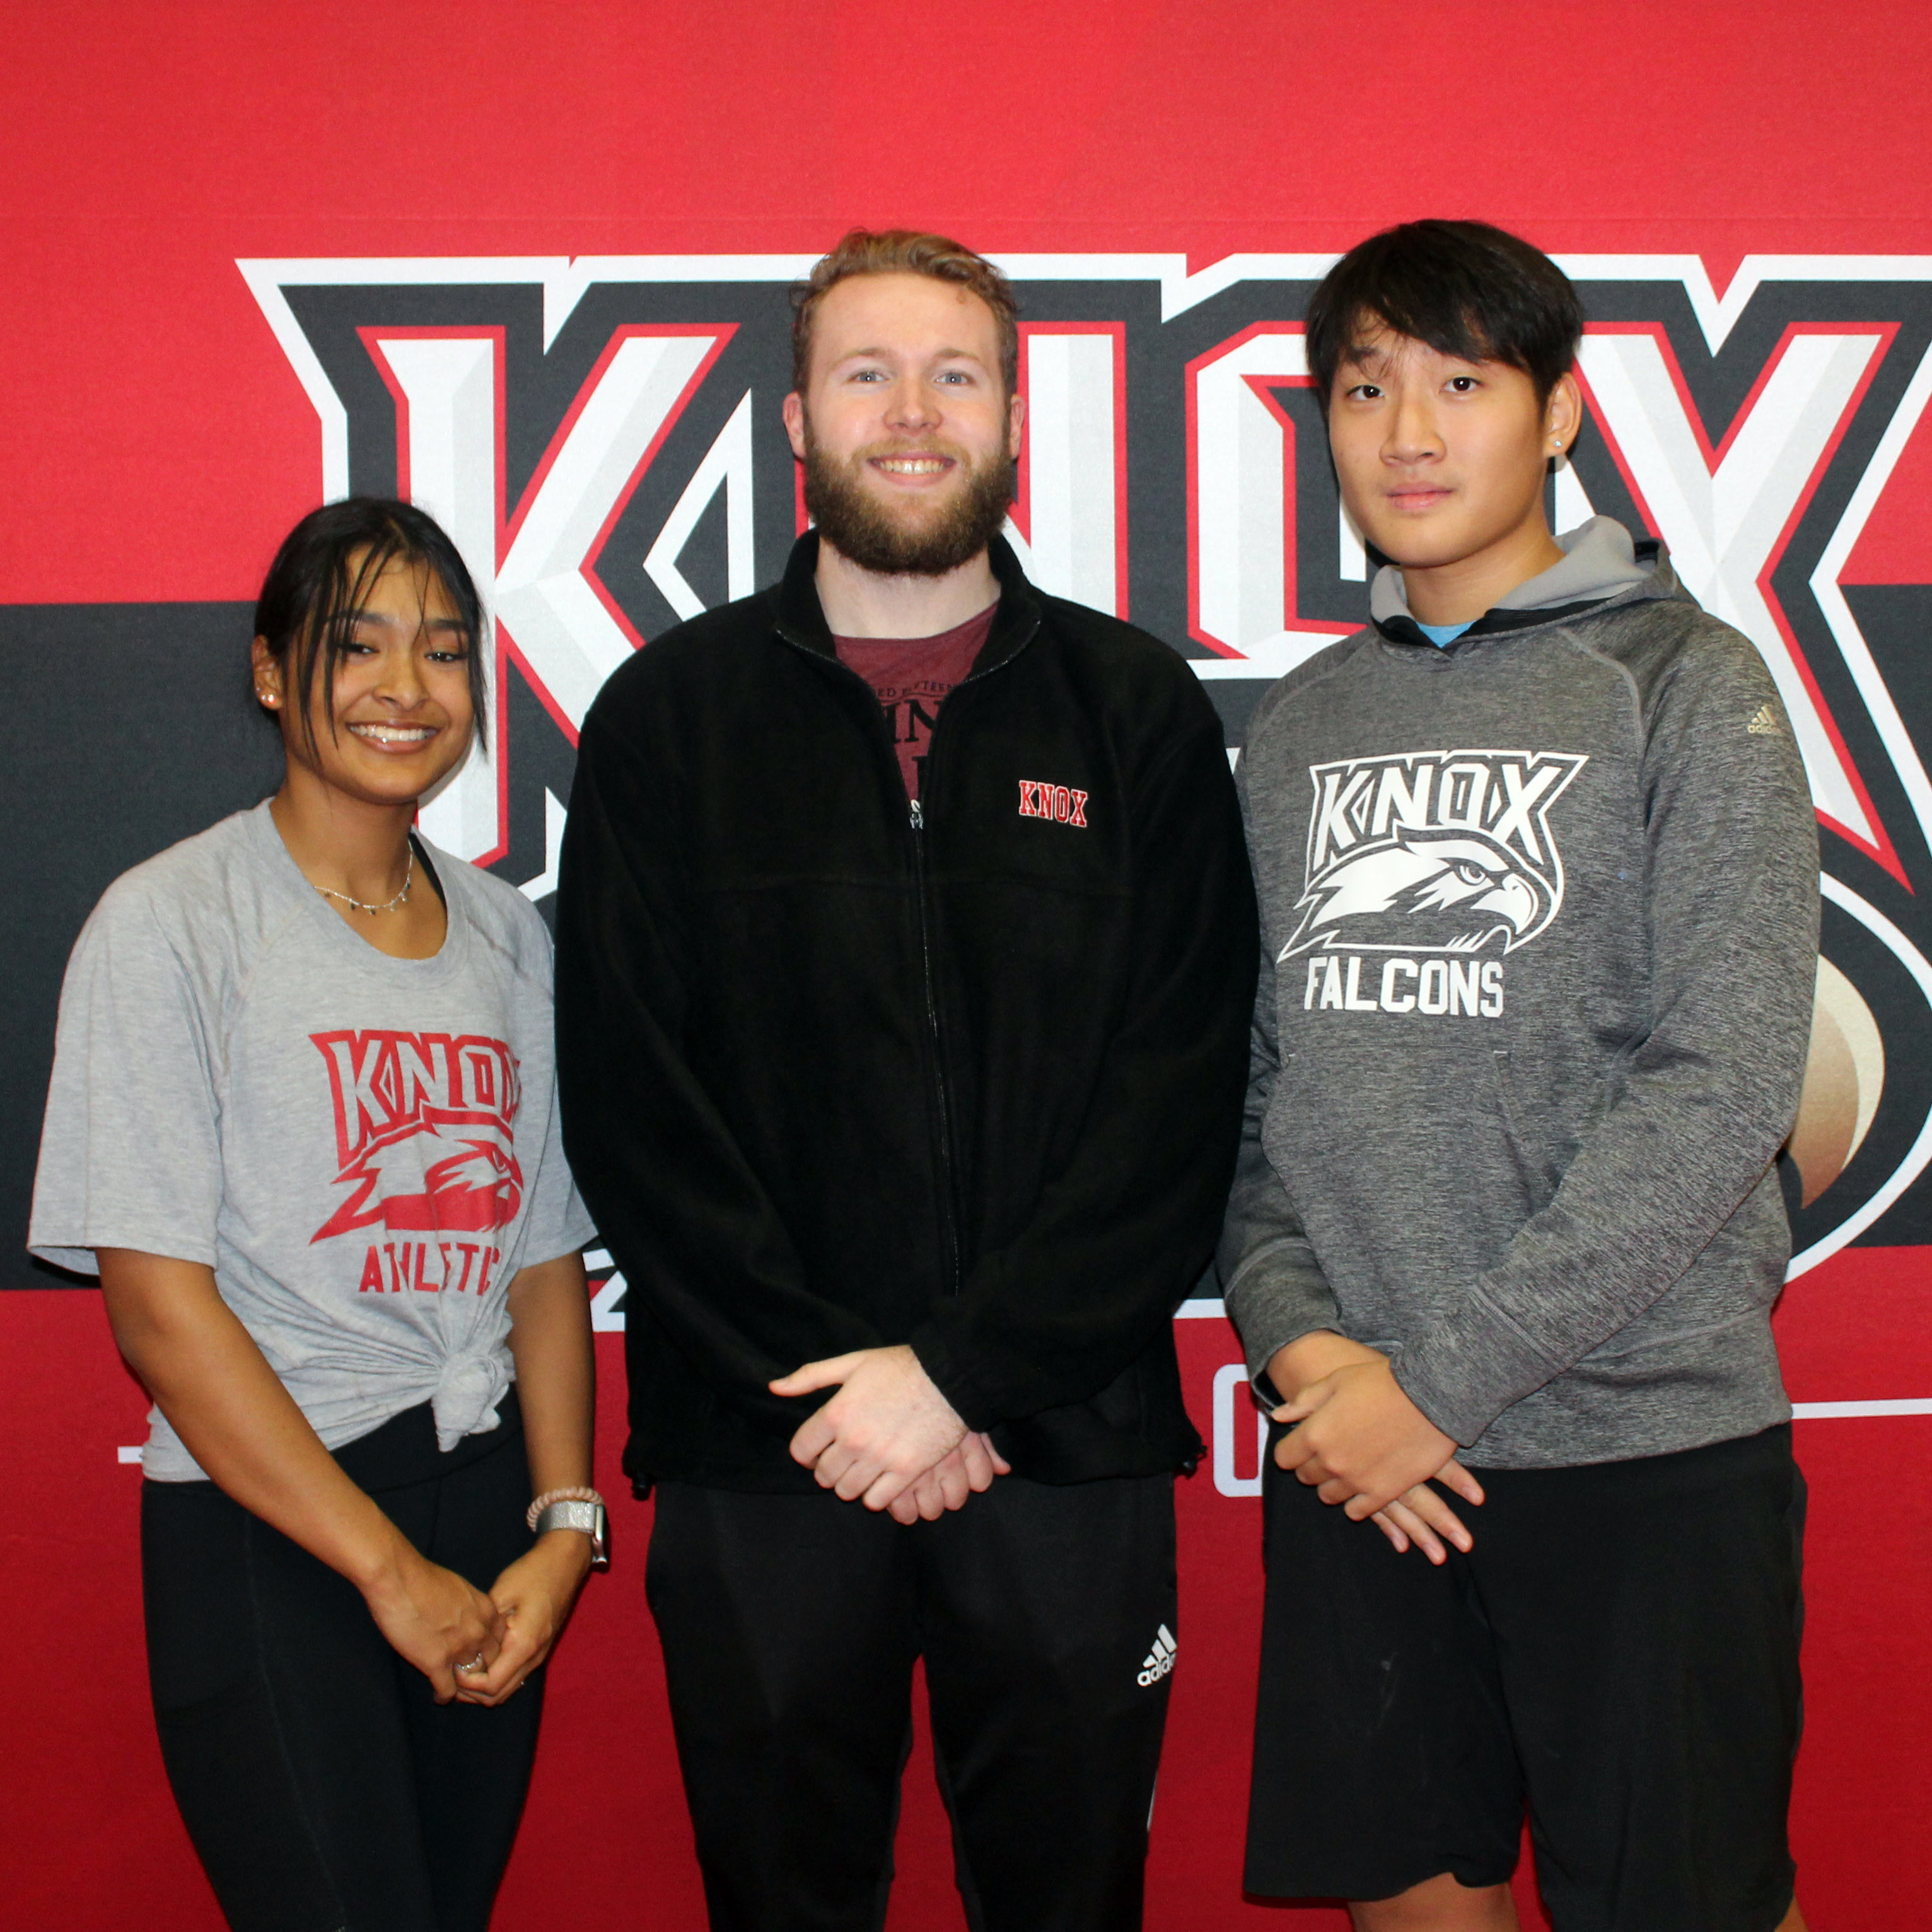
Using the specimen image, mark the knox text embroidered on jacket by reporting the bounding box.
[1018,779,1089,826]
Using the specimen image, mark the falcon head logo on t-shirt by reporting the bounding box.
[309,1030,525,1243]
[1280,749,1587,961]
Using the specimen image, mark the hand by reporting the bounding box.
[1264,1336,1484,1561]
[456,1531,596,1706]
[771,1344,971,1513]
[362,1544,508,1704]
[1271,1353,1462,1517]
[1264,1330,1394,1404]
[1363,1465,1486,1564]
[886,1431,1013,1525]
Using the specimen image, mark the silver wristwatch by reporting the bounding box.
[534,1497,609,1569]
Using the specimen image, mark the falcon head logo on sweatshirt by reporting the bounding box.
[1282,750,1587,963]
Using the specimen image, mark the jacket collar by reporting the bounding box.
[774,529,1044,673]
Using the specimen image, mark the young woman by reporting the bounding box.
[30,498,600,1932]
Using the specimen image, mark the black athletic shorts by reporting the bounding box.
[1246,1422,1805,1932]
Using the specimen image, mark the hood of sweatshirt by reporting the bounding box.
[1370,516,1668,647]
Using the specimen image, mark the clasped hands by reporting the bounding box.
[1266,1332,1484,1564]
[764,1332,1478,1552]
[771,1343,1010,1523]
[368,1527,594,1708]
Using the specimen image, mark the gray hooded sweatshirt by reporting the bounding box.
[1219,518,1820,1467]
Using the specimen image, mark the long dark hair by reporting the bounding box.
[253,497,489,758]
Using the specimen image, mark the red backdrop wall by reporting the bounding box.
[6,4,1932,1925]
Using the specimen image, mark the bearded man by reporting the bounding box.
[554,230,1257,1932]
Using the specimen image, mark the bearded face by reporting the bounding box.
[801,413,1017,578]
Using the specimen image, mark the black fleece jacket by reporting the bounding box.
[554,533,1258,1492]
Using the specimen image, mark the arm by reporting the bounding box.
[98,1249,504,1703]
[1228,1073,1485,1561]
[462,1250,596,1705]
[561,705,997,1518]
[1216,835,1344,1394]
[554,702,886,1428]
[1219,769,1480,1562]
[1394,638,1821,1448]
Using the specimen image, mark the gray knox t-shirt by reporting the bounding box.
[31,801,596,1480]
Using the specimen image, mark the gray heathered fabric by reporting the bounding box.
[1219,528,1820,1468]
[30,801,595,1479]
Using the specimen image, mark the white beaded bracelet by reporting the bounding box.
[527,1485,604,1533]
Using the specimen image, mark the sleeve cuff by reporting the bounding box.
[905,1322,1004,1434]
[1221,1245,1341,1394]
[1392,1287,1566,1447]
[27,1227,217,1276]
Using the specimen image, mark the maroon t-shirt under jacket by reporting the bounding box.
[834,603,996,800]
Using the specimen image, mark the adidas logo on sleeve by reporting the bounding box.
[1137,1624,1177,1687]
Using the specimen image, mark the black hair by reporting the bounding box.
[1305,220,1584,410]
[253,496,487,758]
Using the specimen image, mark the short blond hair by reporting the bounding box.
[791,229,1021,395]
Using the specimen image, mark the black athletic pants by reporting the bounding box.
[647,1473,1178,1932]
[141,1398,542,1932]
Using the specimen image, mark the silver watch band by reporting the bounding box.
[534,1498,609,1568]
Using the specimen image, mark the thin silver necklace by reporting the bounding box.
[316,844,415,916]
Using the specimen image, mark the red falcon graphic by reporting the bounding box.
[309,1030,524,1243]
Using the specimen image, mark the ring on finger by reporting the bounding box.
[458,1653,487,1674]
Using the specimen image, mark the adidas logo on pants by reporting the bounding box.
[1138,1624,1177,1687]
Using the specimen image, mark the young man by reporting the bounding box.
[1221,221,1818,1932]
[555,230,1256,1932]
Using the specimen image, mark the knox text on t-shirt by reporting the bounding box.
[311,1027,525,1299]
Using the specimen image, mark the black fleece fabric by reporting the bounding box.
[555,533,1259,1492]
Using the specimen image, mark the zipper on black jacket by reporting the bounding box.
[911,610,1040,1301]
[773,608,1042,1306]
[909,793,965,1300]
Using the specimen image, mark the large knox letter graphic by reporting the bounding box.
[1185,325,1352,681]
[243,255,1932,890]
[1578,324,1896,873]
[366,325,732,861]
